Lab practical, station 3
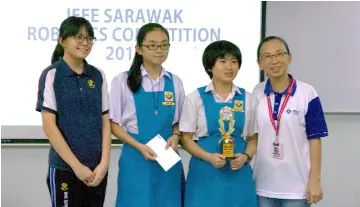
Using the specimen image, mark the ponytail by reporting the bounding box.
[51,43,64,64]
[127,23,169,93]
[127,52,143,93]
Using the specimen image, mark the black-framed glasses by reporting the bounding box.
[260,51,288,63]
[141,43,170,51]
[73,35,96,44]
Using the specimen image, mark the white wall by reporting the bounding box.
[2,114,360,206]
[266,1,360,113]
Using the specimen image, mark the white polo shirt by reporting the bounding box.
[252,76,328,199]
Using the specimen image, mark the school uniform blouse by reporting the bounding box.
[109,65,185,134]
[179,83,256,140]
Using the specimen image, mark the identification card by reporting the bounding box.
[272,142,283,160]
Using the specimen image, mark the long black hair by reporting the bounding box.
[127,23,169,93]
[51,16,95,64]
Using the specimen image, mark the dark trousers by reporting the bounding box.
[46,167,107,207]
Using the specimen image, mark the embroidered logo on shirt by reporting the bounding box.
[234,100,244,112]
[286,108,299,115]
[88,80,95,88]
[61,183,68,191]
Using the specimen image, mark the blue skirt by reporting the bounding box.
[184,136,257,207]
[116,143,184,207]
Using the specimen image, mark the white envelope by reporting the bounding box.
[146,134,181,171]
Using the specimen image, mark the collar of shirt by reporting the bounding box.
[59,58,93,77]
[205,82,241,102]
[140,64,171,82]
[264,74,297,96]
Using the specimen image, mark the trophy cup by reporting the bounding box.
[218,106,235,159]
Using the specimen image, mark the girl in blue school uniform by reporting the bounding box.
[36,16,111,207]
[179,40,258,207]
[252,36,328,207]
[109,23,185,207]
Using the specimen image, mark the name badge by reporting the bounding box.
[162,101,175,106]
[272,142,284,160]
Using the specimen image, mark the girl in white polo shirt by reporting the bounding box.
[252,36,329,207]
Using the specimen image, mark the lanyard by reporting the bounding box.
[266,79,295,142]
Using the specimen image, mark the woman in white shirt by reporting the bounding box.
[252,36,328,207]
[180,40,258,207]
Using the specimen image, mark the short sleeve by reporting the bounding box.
[305,87,329,139]
[250,84,264,135]
[109,73,125,125]
[36,69,57,113]
[173,75,185,124]
[179,91,198,133]
[242,91,257,137]
[100,70,109,114]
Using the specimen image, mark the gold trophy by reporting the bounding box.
[218,106,235,159]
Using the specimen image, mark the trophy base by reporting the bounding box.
[221,143,234,159]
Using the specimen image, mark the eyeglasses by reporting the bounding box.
[141,44,170,51]
[260,51,288,63]
[73,35,96,44]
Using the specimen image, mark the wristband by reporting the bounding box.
[242,152,252,164]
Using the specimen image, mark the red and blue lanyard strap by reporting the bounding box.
[266,78,295,143]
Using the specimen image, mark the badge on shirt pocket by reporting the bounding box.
[233,100,244,112]
[88,79,95,89]
[164,91,173,102]
[163,91,175,106]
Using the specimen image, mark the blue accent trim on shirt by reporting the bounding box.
[272,93,282,120]
[264,74,297,96]
[264,74,297,120]
[59,57,93,77]
[41,106,57,115]
[305,97,329,139]
[102,109,109,115]
[36,69,48,112]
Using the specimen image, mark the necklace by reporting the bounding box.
[151,76,161,115]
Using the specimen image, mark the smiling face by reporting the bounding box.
[258,39,291,79]
[211,54,240,84]
[60,26,94,61]
[136,28,170,67]
[202,40,242,81]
